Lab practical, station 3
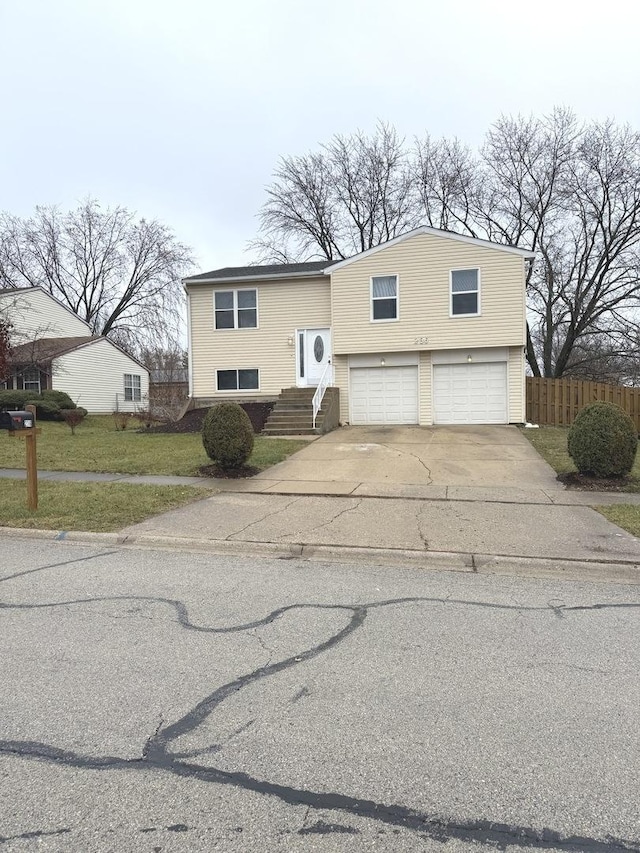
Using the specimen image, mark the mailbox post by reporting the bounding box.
[0,405,41,510]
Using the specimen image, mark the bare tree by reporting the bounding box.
[0,199,195,350]
[0,317,12,383]
[251,123,418,262]
[140,344,189,422]
[253,112,640,379]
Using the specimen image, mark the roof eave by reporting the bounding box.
[326,227,535,272]
[182,269,330,288]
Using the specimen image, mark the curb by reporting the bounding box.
[2,526,640,585]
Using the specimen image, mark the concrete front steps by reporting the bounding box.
[262,387,339,436]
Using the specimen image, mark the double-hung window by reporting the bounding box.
[216,369,259,391]
[22,367,41,393]
[371,275,398,321]
[124,373,142,402]
[215,289,257,329]
[451,269,480,316]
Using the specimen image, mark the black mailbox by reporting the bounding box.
[0,410,36,431]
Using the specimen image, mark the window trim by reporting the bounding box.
[21,366,42,394]
[370,274,399,323]
[124,373,142,402]
[215,368,260,392]
[449,268,481,318]
[214,288,259,331]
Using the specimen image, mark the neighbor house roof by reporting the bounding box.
[183,226,535,286]
[10,336,100,362]
[10,335,149,372]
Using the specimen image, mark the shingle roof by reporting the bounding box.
[184,260,332,283]
[10,336,99,363]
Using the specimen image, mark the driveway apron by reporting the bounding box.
[252,425,561,490]
[122,425,640,567]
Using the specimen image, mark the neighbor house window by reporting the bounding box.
[216,369,259,391]
[371,275,398,321]
[451,269,480,316]
[22,367,41,393]
[124,373,142,401]
[214,289,258,329]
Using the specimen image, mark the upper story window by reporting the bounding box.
[451,269,480,316]
[371,275,398,321]
[215,289,258,329]
[124,373,142,401]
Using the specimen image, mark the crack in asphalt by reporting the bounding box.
[0,828,72,844]
[1,593,639,851]
[0,551,118,585]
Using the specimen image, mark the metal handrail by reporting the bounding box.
[312,359,332,430]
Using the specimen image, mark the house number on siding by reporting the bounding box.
[414,336,429,346]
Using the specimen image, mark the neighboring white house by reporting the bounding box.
[0,287,149,413]
[184,226,535,429]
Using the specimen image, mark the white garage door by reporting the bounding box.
[433,362,507,424]
[350,366,419,425]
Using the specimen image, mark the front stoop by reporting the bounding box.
[262,387,338,436]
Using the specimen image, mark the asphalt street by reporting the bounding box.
[0,538,639,852]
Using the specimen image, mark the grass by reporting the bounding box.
[0,480,209,532]
[521,426,640,491]
[0,416,309,476]
[522,426,640,537]
[595,506,640,537]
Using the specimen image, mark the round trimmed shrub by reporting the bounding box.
[202,403,254,470]
[567,402,637,478]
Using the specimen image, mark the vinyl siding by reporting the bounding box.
[188,276,331,399]
[334,355,349,422]
[52,339,149,413]
[508,345,525,423]
[419,351,432,425]
[0,289,90,339]
[330,232,526,355]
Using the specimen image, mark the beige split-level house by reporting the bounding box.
[184,227,534,429]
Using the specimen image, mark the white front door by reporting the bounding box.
[297,328,331,386]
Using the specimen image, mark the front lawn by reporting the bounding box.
[0,480,208,532]
[595,505,640,538]
[521,426,640,492]
[0,416,309,476]
[523,426,640,537]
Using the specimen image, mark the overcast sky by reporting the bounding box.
[2,0,639,273]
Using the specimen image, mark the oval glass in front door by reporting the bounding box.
[314,335,324,362]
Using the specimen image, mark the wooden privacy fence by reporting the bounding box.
[526,377,640,432]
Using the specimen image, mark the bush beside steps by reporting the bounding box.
[201,402,255,472]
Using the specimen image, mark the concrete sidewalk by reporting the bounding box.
[2,466,640,506]
[3,465,640,582]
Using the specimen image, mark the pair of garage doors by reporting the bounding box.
[350,362,507,425]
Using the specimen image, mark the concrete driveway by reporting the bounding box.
[257,425,560,490]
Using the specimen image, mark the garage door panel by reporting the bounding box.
[434,362,507,425]
[350,366,419,425]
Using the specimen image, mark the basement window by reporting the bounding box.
[216,369,259,391]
